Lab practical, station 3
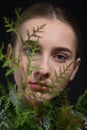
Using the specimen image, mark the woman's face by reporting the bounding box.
[13,18,80,103]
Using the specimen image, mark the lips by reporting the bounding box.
[29,82,48,92]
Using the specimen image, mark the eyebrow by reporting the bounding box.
[51,47,72,54]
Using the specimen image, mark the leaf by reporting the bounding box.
[76,89,87,116]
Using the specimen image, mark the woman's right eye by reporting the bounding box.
[22,46,41,56]
[22,46,31,55]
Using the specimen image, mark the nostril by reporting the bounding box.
[34,71,42,79]
[34,71,50,80]
[35,71,41,76]
[44,73,50,78]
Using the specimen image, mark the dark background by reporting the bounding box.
[0,0,87,105]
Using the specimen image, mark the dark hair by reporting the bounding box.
[11,3,83,58]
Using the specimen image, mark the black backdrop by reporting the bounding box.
[0,0,87,105]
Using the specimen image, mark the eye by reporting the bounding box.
[22,46,32,55]
[53,54,67,63]
[22,45,41,56]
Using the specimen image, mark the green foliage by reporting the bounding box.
[0,84,84,130]
[0,42,6,61]
[0,43,18,77]
[3,17,18,35]
[76,89,87,116]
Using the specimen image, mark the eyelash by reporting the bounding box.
[53,54,67,63]
[22,46,41,55]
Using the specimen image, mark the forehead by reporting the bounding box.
[17,18,76,50]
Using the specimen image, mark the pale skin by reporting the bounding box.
[8,18,81,104]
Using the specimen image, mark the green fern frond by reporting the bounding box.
[3,16,19,36]
[0,42,6,61]
[15,8,22,20]
[76,89,87,116]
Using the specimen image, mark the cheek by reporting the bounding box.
[51,61,75,81]
[50,63,75,92]
[49,61,63,77]
[13,56,28,85]
[19,56,29,80]
[20,57,27,71]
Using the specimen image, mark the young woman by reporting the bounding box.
[1,2,85,130]
[8,3,82,104]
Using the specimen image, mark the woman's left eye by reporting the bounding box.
[53,54,67,62]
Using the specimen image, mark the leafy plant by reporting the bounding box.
[76,89,87,116]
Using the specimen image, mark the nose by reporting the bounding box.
[34,59,50,81]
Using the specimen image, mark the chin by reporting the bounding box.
[22,90,54,105]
